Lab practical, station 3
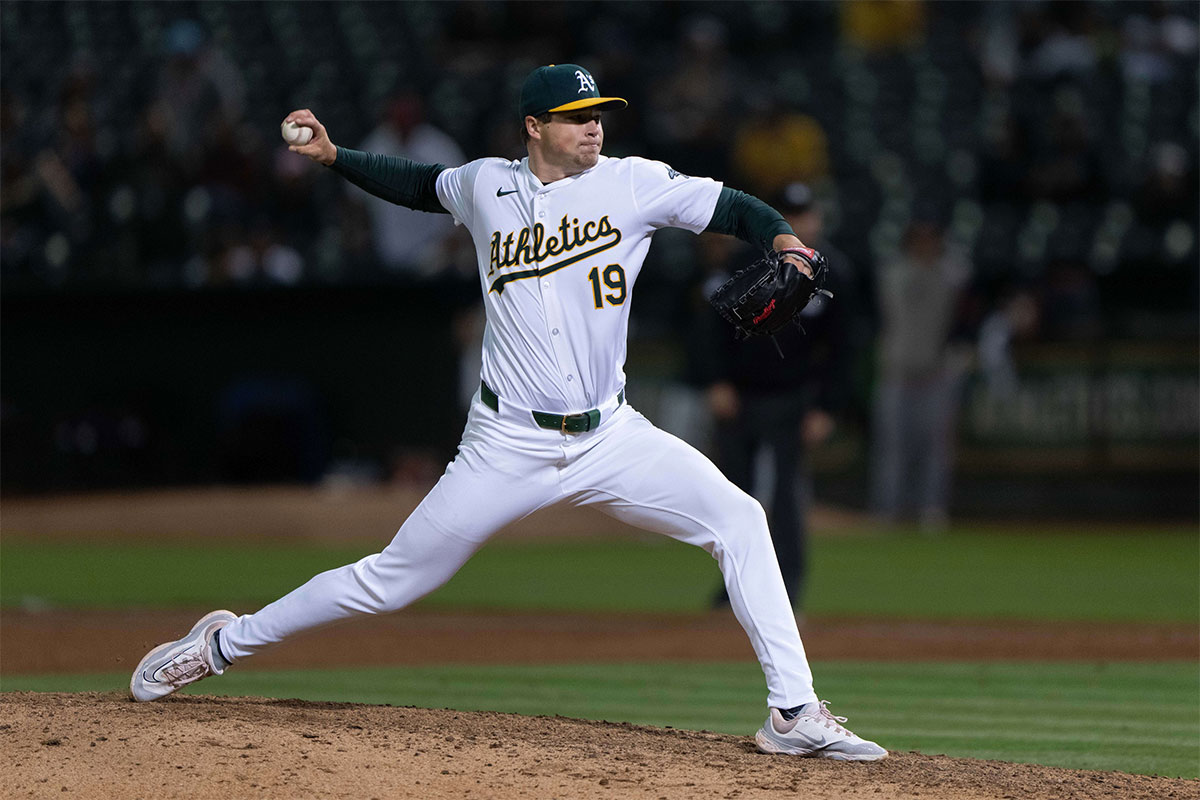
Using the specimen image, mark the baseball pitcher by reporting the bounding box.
[131,64,885,761]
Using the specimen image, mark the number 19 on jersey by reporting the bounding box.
[588,264,626,308]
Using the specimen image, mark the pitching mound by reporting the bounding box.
[3,693,1192,800]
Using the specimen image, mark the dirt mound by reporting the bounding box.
[3,693,1193,800]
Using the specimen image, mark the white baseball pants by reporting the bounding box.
[220,394,818,709]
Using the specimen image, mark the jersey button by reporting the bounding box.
[542,280,550,288]
[552,328,559,335]
[567,374,574,381]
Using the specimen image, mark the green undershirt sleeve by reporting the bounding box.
[704,186,794,252]
[329,147,449,214]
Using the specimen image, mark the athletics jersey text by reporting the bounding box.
[487,214,622,294]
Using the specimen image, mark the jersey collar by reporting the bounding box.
[520,156,607,193]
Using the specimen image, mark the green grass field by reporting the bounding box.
[3,528,1197,621]
[3,524,1198,778]
[4,661,1196,779]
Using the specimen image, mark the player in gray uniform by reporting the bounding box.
[131,64,885,762]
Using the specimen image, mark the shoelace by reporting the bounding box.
[812,700,852,737]
[161,652,210,684]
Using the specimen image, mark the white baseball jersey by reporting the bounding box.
[216,151,819,714]
[436,155,722,413]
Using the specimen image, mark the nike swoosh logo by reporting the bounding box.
[496,188,519,197]
[786,730,830,748]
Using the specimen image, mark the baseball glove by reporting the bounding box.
[709,247,831,340]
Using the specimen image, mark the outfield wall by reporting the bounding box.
[1,285,467,490]
[3,287,1196,519]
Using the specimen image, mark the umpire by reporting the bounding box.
[695,182,855,611]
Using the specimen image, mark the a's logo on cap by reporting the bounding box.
[575,70,597,94]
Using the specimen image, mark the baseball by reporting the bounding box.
[281,120,313,145]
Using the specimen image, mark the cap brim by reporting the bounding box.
[545,97,628,114]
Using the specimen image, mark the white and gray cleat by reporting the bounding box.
[755,701,888,761]
[130,610,236,702]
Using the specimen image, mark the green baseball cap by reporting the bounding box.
[519,64,628,119]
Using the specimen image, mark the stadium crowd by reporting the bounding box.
[3,1,1196,335]
[2,1,1197,512]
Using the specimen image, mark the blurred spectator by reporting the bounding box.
[51,65,103,212]
[977,111,1032,206]
[156,20,245,164]
[646,15,739,177]
[1135,141,1197,226]
[978,288,1040,397]
[351,93,465,277]
[578,18,649,156]
[1120,1,1199,84]
[694,184,855,609]
[978,3,1021,87]
[120,103,190,283]
[1024,1,1100,81]
[196,117,261,211]
[0,87,40,279]
[870,217,972,532]
[221,219,306,286]
[731,95,831,198]
[1026,88,1105,205]
[263,147,323,254]
[841,0,927,53]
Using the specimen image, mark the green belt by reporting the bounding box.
[480,380,623,434]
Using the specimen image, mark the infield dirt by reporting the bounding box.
[5,692,1197,800]
[4,488,1198,798]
